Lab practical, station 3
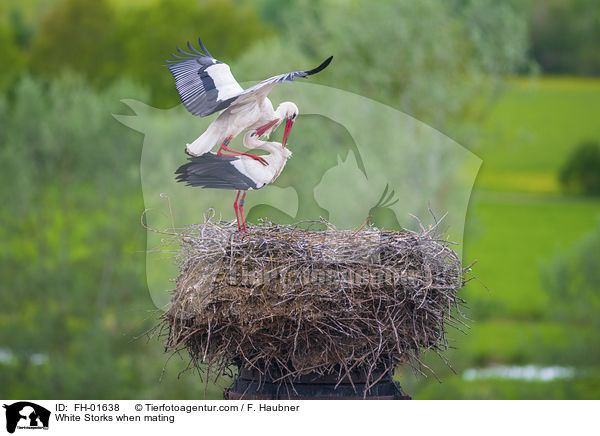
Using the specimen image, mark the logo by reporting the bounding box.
[3,402,50,434]
[115,83,481,308]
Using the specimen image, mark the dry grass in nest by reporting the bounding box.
[156,213,472,392]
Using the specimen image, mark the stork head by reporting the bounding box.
[276,102,299,120]
[275,102,298,148]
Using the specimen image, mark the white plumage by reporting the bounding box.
[175,131,292,233]
[186,101,298,157]
[232,131,293,187]
[166,39,332,159]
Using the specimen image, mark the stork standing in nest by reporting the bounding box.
[175,131,292,233]
[166,38,332,161]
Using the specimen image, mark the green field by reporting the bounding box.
[475,77,600,193]
[139,76,600,399]
[2,0,599,403]
[464,193,600,318]
[403,77,600,399]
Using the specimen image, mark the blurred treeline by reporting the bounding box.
[0,0,269,106]
[2,0,598,105]
[0,0,598,399]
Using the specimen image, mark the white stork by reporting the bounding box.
[175,131,292,233]
[166,38,332,162]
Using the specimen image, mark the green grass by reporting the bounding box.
[411,371,600,400]
[451,319,599,367]
[462,192,600,319]
[404,194,600,398]
[398,77,600,398]
[475,77,600,193]
[400,315,600,399]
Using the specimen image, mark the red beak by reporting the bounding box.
[282,118,294,148]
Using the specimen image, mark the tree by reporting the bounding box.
[28,0,120,86]
[560,140,600,196]
[117,0,272,107]
[27,0,273,106]
[240,0,528,138]
[529,0,600,75]
[0,24,25,92]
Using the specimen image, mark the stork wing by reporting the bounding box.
[175,153,259,190]
[167,37,333,116]
[229,56,334,110]
[166,39,244,117]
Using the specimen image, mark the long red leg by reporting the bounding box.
[239,191,248,234]
[217,136,233,156]
[233,191,241,233]
[217,136,267,165]
[221,146,267,166]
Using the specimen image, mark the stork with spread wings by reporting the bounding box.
[166,38,332,162]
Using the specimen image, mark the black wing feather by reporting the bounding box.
[165,39,243,117]
[197,38,213,58]
[175,153,258,190]
[233,56,334,103]
[166,37,333,116]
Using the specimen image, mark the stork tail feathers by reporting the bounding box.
[175,154,258,191]
[186,127,220,156]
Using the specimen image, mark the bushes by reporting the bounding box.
[28,0,118,87]
[0,74,148,207]
[0,24,25,93]
[239,0,528,136]
[543,219,600,323]
[540,219,600,366]
[0,75,152,398]
[559,140,600,196]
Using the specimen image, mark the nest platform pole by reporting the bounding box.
[223,366,411,400]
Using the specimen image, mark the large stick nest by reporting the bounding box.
[159,216,469,391]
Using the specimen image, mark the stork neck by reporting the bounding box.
[250,137,280,154]
[242,131,290,160]
[258,141,283,155]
